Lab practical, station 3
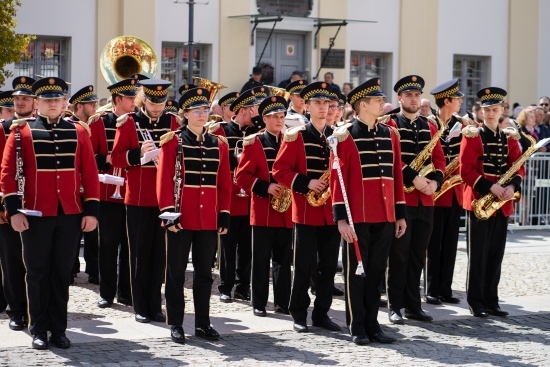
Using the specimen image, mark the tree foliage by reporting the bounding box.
[0,0,34,87]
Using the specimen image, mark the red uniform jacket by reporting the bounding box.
[89,112,126,203]
[111,109,179,207]
[208,119,260,216]
[156,126,231,230]
[329,118,407,224]
[434,115,466,207]
[236,130,292,228]
[459,124,524,217]
[1,116,99,217]
[387,113,446,207]
[272,123,334,226]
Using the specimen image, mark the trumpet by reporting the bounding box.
[135,120,159,168]
[234,140,248,197]
[110,168,124,199]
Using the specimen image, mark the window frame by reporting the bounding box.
[161,43,209,100]
[14,36,69,81]
[452,54,491,115]
[349,51,392,101]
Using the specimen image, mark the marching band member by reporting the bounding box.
[88,78,137,308]
[209,88,260,303]
[385,75,446,324]
[157,87,231,343]
[0,77,34,331]
[460,87,524,318]
[218,92,239,123]
[235,96,293,317]
[1,77,99,349]
[425,79,466,305]
[273,81,341,333]
[111,79,179,324]
[330,78,406,345]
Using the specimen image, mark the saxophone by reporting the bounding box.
[271,186,292,212]
[433,156,463,201]
[306,170,331,206]
[472,130,533,220]
[404,116,446,193]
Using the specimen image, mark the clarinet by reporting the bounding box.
[173,134,183,214]
[15,127,25,205]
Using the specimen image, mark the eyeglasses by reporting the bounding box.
[540,103,549,107]
[190,109,210,116]
[503,105,509,109]
[328,106,340,110]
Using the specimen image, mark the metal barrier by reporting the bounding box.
[459,152,550,231]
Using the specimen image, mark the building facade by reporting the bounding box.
[7,0,549,111]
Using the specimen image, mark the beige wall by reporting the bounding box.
[399,0,438,99]
[317,0,348,86]
[95,0,156,97]
[508,0,538,107]
[218,0,251,93]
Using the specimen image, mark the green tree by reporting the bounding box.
[0,0,34,87]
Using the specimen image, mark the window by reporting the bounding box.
[161,43,209,99]
[15,37,69,81]
[453,55,491,115]
[350,52,392,99]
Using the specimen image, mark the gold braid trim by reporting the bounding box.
[462,125,480,138]
[116,113,129,127]
[76,121,91,137]
[9,119,28,130]
[160,131,177,146]
[217,135,228,146]
[87,112,106,125]
[396,82,422,94]
[377,115,390,124]
[388,126,400,141]
[167,112,183,126]
[433,86,459,100]
[348,85,383,105]
[480,93,505,102]
[71,91,96,105]
[283,125,306,142]
[111,85,137,95]
[207,121,222,134]
[333,123,352,142]
[143,86,168,97]
[302,89,331,101]
[243,133,259,147]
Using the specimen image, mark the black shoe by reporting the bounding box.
[219,293,232,303]
[170,326,186,344]
[150,312,166,323]
[9,316,25,331]
[117,297,132,306]
[404,309,433,322]
[312,317,341,331]
[425,295,442,305]
[368,332,396,344]
[97,298,113,308]
[332,286,344,296]
[32,333,48,350]
[274,305,290,315]
[135,314,151,323]
[352,335,369,345]
[472,309,490,318]
[88,275,100,285]
[439,295,461,304]
[487,307,509,317]
[253,308,267,317]
[379,299,388,308]
[234,290,250,301]
[49,333,71,349]
[293,321,308,333]
[389,309,404,324]
[195,326,220,340]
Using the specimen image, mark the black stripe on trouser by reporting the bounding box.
[466,210,508,312]
[165,229,217,328]
[98,201,131,302]
[0,223,27,317]
[126,205,166,317]
[289,223,340,323]
[21,214,81,335]
[218,215,252,295]
[426,199,462,299]
[251,226,292,310]
[387,205,434,312]
[343,222,393,337]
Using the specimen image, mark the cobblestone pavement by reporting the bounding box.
[0,230,549,366]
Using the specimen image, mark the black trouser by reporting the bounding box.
[387,205,434,312]
[251,226,292,310]
[71,228,98,276]
[466,210,508,312]
[289,223,340,323]
[98,201,131,302]
[126,205,166,317]
[344,222,393,337]
[0,223,26,317]
[218,215,252,295]
[426,199,462,299]
[22,214,81,335]
[0,269,6,312]
[165,229,217,328]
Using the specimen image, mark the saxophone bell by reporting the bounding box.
[306,170,331,206]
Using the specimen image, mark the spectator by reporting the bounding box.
[534,107,550,146]
[240,66,264,93]
[324,72,342,94]
[498,115,511,129]
[516,109,539,226]
[419,98,432,117]
[512,104,524,119]
[472,101,483,124]
[383,102,394,115]
[539,96,550,114]
[342,82,353,96]
[99,97,108,107]
[517,109,539,148]
[278,71,304,89]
